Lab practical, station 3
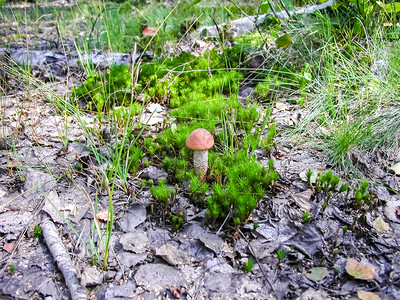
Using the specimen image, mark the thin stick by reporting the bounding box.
[42,216,88,300]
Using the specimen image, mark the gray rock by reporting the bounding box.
[199,233,224,254]
[134,263,186,290]
[42,190,64,223]
[286,223,322,257]
[139,166,168,181]
[120,232,149,253]
[147,228,172,248]
[118,205,147,232]
[205,257,234,273]
[103,280,137,299]
[117,251,148,269]
[0,211,31,234]
[203,273,232,292]
[22,168,56,209]
[296,289,331,300]
[156,244,191,266]
[81,266,104,286]
[384,200,400,223]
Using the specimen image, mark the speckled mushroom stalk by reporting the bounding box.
[186,128,214,182]
[193,149,209,180]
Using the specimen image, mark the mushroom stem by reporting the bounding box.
[193,150,208,182]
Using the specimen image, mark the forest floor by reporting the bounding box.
[1,1,400,299]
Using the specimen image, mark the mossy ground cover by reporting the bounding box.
[1,0,400,298]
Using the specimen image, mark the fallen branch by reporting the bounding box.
[41,216,88,300]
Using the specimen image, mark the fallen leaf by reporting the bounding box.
[389,162,400,175]
[275,33,292,49]
[3,242,14,253]
[292,189,313,212]
[346,258,375,280]
[275,102,289,110]
[372,216,390,232]
[96,210,110,222]
[305,267,329,281]
[357,290,381,300]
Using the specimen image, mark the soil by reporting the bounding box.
[1,1,400,300]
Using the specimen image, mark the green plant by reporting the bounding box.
[260,119,276,154]
[244,258,255,273]
[253,221,259,230]
[9,264,14,275]
[276,249,286,261]
[34,225,43,242]
[315,171,340,193]
[188,176,208,202]
[150,179,172,206]
[71,65,135,113]
[343,225,348,235]
[302,211,310,223]
[305,169,313,186]
[354,180,374,209]
[171,212,184,231]
[205,151,278,227]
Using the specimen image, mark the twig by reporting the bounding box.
[216,207,232,236]
[41,216,88,300]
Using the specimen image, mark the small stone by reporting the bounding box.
[81,266,104,286]
[120,232,149,253]
[156,244,191,266]
[134,263,186,289]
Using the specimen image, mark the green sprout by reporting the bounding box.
[305,169,313,185]
[253,221,259,230]
[9,264,15,275]
[302,211,310,223]
[34,225,43,242]
[276,249,286,261]
[244,258,255,273]
[171,212,184,231]
[150,179,172,206]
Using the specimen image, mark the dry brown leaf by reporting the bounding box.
[357,290,381,300]
[96,210,110,222]
[3,242,14,253]
[346,258,375,280]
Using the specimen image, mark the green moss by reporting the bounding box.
[150,179,172,206]
[71,65,136,113]
[205,151,278,226]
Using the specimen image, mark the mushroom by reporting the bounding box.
[186,128,214,182]
[142,26,157,37]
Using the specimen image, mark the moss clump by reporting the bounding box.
[71,65,135,112]
[206,151,278,227]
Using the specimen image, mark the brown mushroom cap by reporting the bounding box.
[142,27,157,36]
[186,128,214,151]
